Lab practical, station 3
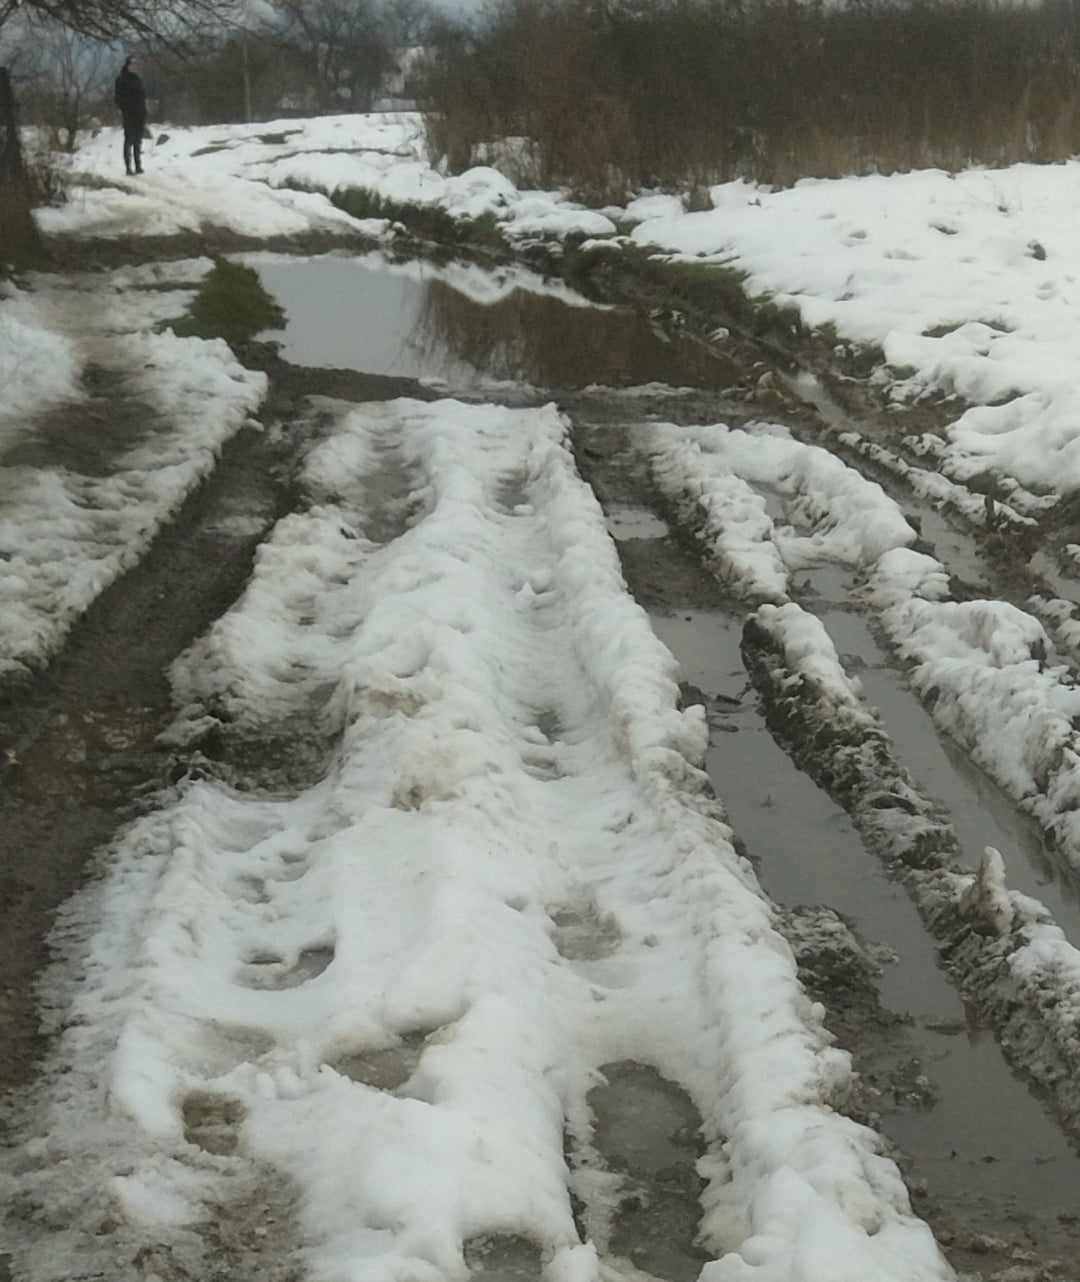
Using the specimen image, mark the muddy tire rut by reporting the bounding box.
[7,244,1080,1282]
[568,392,1080,1280]
[0,361,428,1096]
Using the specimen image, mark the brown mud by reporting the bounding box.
[5,234,1080,1282]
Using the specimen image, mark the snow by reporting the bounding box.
[6,399,952,1282]
[16,106,1080,1280]
[45,114,1080,502]
[0,271,265,678]
[871,586,1080,865]
[648,421,914,600]
[628,165,1080,501]
[959,846,1015,936]
[51,114,615,247]
[38,167,382,240]
[0,286,81,432]
[753,602,864,699]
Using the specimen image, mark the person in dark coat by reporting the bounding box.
[114,55,147,176]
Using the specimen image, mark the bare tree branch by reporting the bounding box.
[268,0,392,111]
[2,0,244,46]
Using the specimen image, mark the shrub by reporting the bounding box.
[418,0,1080,195]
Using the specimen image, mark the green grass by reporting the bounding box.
[171,257,286,346]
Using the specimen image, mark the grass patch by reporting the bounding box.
[171,257,286,347]
[257,131,303,146]
[563,241,884,375]
[283,180,507,253]
[332,184,504,249]
[649,261,806,343]
[625,252,758,324]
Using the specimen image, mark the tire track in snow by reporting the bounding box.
[627,409,1080,1268]
[0,399,952,1282]
[0,270,266,686]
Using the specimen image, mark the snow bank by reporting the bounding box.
[835,429,1038,528]
[0,287,81,437]
[8,399,951,1282]
[649,421,914,600]
[38,168,379,240]
[870,566,1080,869]
[630,163,1080,501]
[56,113,615,247]
[0,328,265,678]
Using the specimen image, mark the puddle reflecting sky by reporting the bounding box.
[252,252,738,391]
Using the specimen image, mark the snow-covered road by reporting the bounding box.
[10,111,1080,1282]
[0,262,264,681]
[2,398,956,1282]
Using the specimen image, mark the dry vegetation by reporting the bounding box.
[419,0,1080,200]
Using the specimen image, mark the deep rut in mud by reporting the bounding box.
[8,243,1080,1282]
[0,421,279,1095]
[0,361,426,1102]
[569,394,1080,1280]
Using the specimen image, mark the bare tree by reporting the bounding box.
[0,0,245,265]
[0,0,244,43]
[23,23,114,148]
[382,0,434,45]
[269,0,392,112]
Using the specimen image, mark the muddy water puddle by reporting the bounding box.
[605,506,670,542]
[819,605,1080,921]
[584,1062,708,1282]
[574,404,1080,1266]
[252,253,738,392]
[791,558,1080,920]
[650,606,1080,1263]
[652,610,955,1018]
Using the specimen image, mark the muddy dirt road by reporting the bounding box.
[3,248,1080,1282]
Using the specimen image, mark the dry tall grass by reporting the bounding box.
[418,0,1080,197]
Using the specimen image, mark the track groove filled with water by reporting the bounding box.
[569,397,1080,1278]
